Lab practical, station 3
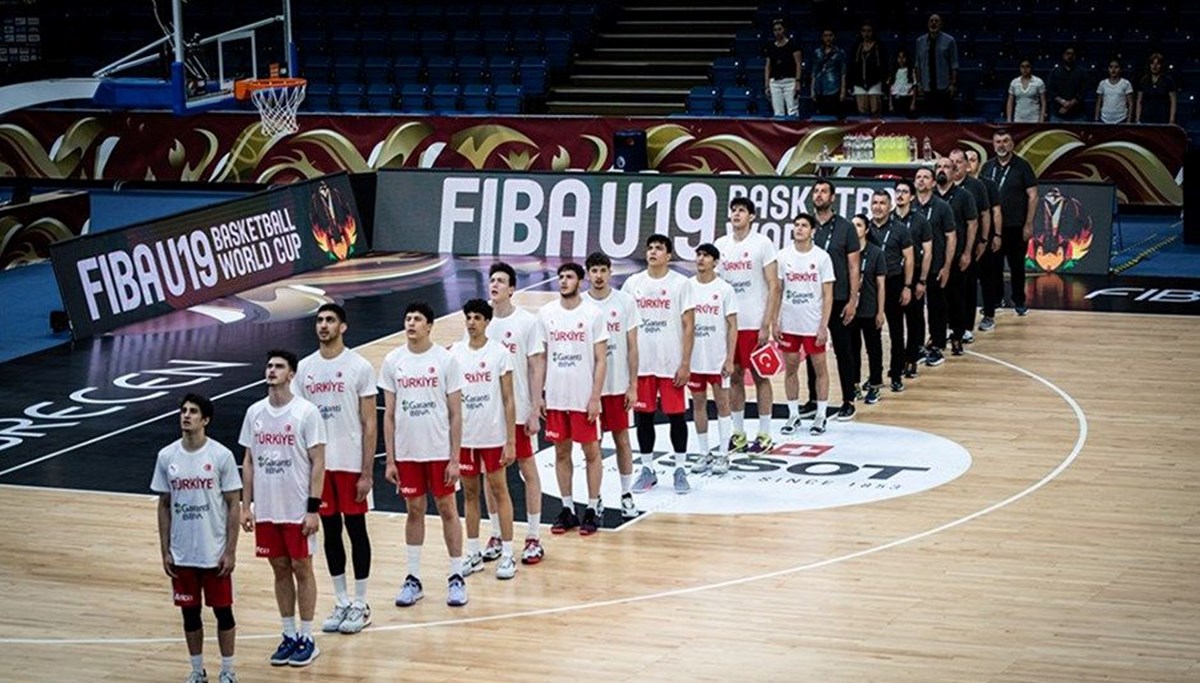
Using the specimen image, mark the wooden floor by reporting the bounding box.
[2,305,1199,682]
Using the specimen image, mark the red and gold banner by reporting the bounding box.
[0,110,1185,207]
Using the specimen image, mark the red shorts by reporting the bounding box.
[734,329,761,370]
[397,459,458,499]
[778,333,825,356]
[255,522,317,559]
[171,566,233,608]
[687,373,725,392]
[599,394,629,433]
[634,376,686,415]
[459,447,504,475]
[515,426,533,460]
[544,409,599,444]
[319,470,369,517]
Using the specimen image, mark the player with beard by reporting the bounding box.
[808,180,861,421]
[949,148,991,343]
[867,190,914,392]
[892,179,933,378]
[913,167,958,367]
[966,148,1004,332]
[934,156,978,357]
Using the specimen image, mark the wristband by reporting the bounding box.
[307,497,322,514]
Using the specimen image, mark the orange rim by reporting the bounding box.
[234,77,307,100]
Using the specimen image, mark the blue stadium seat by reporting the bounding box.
[332,56,361,84]
[425,56,458,84]
[303,54,333,82]
[712,57,743,88]
[721,87,753,116]
[478,6,507,31]
[335,83,366,112]
[535,5,569,30]
[488,56,519,85]
[362,56,392,85]
[494,84,525,114]
[414,5,445,30]
[544,30,574,70]
[686,86,719,116]
[457,56,488,84]
[420,31,451,57]
[365,83,395,112]
[305,83,336,112]
[734,28,763,58]
[462,84,494,113]
[452,30,483,57]
[398,84,431,113]
[482,30,512,57]
[432,83,463,112]
[444,5,476,30]
[513,29,544,57]
[392,56,425,85]
[519,57,548,96]
[391,30,420,57]
[507,5,537,30]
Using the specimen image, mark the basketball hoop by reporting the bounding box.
[235,77,306,136]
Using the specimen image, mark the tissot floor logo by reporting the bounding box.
[534,419,971,515]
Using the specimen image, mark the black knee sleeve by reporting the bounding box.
[212,606,235,631]
[181,606,203,632]
[635,412,656,454]
[343,513,372,580]
[668,413,688,453]
[321,513,347,576]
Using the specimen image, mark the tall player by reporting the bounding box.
[238,350,326,667]
[485,262,547,564]
[152,394,242,683]
[584,252,642,519]
[379,302,468,608]
[623,234,696,495]
[453,299,519,580]
[292,304,377,636]
[687,243,738,475]
[777,215,836,435]
[715,196,780,453]
[534,263,609,535]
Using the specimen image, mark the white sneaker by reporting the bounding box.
[620,493,638,519]
[462,551,484,577]
[320,602,349,633]
[481,536,503,561]
[691,452,714,474]
[217,672,238,683]
[496,555,517,580]
[780,414,802,435]
[338,601,371,634]
[185,671,208,683]
[711,454,730,475]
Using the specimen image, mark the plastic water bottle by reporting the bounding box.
[908,136,918,162]
[819,143,830,161]
[922,136,933,161]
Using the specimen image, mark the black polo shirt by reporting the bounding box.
[857,242,886,320]
[814,212,861,301]
[981,155,1037,229]
[960,177,990,243]
[913,194,957,274]
[936,183,978,259]
[868,217,913,278]
[893,208,933,279]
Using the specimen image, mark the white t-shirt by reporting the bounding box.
[689,276,739,375]
[150,437,242,568]
[451,339,512,448]
[890,67,914,97]
[239,396,326,524]
[378,343,464,462]
[714,231,777,331]
[1097,77,1133,123]
[487,307,543,426]
[538,298,608,412]
[1008,76,1046,122]
[584,288,641,397]
[621,269,696,378]
[292,348,376,473]
[777,244,836,336]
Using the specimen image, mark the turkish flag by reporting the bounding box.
[749,342,784,377]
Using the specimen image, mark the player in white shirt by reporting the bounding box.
[453,299,519,581]
[238,350,327,668]
[151,393,242,683]
[776,215,836,435]
[484,262,546,565]
[292,304,377,636]
[378,302,468,608]
[622,234,696,495]
[533,262,609,536]
[584,252,642,520]
[715,196,781,454]
[687,243,739,476]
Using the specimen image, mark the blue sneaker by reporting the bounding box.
[269,634,298,666]
[288,636,319,667]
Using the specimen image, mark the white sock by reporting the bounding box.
[299,620,313,638]
[758,414,771,437]
[190,654,204,673]
[816,400,828,421]
[696,430,709,453]
[674,450,687,470]
[466,537,480,555]
[588,497,600,512]
[354,578,368,603]
[717,417,732,454]
[732,409,745,434]
[561,495,573,510]
[501,541,514,558]
[449,556,463,578]
[527,512,541,539]
[220,656,234,673]
[405,545,421,579]
[640,453,654,470]
[331,574,349,605]
[787,400,799,418]
[620,473,633,494]
[281,616,297,638]
[488,513,501,539]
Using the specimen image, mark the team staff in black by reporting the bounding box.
[913,167,957,367]
[892,179,933,378]
[949,148,989,343]
[934,156,978,357]
[804,179,862,421]
[867,190,914,392]
[850,214,886,406]
[981,129,1038,317]
[966,148,1004,331]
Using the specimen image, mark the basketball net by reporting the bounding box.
[250,82,306,136]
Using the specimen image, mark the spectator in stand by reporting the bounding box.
[765,19,804,117]
[1047,46,1088,122]
[888,48,918,118]
[1006,59,1047,123]
[811,28,847,117]
[1095,59,1134,123]
[914,13,958,119]
[1136,53,1177,125]
[849,22,887,116]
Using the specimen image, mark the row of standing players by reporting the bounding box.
[150,129,1039,680]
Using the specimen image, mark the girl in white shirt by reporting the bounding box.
[888,48,917,117]
[1006,59,1046,123]
[1095,60,1133,123]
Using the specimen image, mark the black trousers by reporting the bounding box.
[851,317,883,387]
[923,89,955,118]
[905,288,927,362]
[979,245,1005,317]
[961,259,979,333]
[883,274,907,380]
[945,263,966,341]
[925,276,948,349]
[807,298,856,404]
[1002,228,1029,307]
